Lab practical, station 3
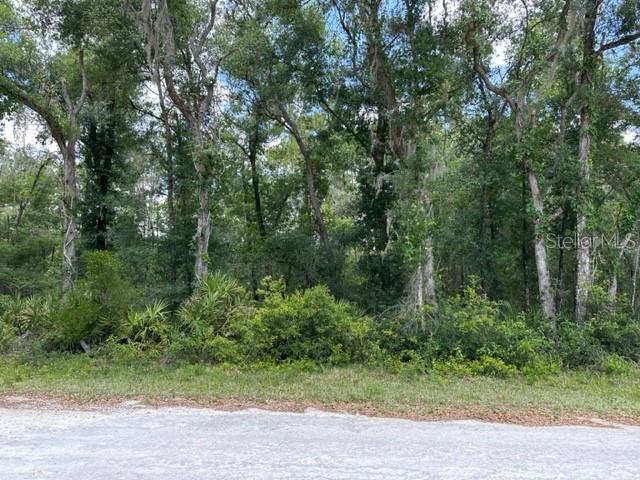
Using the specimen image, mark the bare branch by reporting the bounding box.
[0,74,66,145]
[75,49,88,115]
[596,30,640,54]
[466,23,516,111]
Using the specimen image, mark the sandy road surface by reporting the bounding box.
[1,405,639,479]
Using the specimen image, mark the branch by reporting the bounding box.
[274,104,308,156]
[73,48,88,118]
[15,155,50,229]
[596,31,640,54]
[193,0,218,67]
[60,48,88,124]
[191,16,215,84]
[466,24,516,111]
[546,0,574,63]
[0,74,66,145]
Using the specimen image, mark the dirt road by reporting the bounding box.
[1,406,638,479]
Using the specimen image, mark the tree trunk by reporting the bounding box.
[575,0,598,324]
[278,108,329,244]
[633,243,640,313]
[553,98,573,313]
[248,120,266,237]
[479,111,498,295]
[194,173,211,283]
[421,233,437,306]
[192,129,212,284]
[527,166,557,320]
[521,172,531,310]
[358,0,437,307]
[61,142,78,293]
[575,195,591,323]
[516,108,555,322]
[302,144,329,244]
[371,112,390,252]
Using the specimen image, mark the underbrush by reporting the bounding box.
[1,256,639,378]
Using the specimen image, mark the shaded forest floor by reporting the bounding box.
[1,356,639,427]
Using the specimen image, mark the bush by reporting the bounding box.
[600,354,635,376]
[0,294,53,335]
[430,351,518,378]
[50,251,135,350]
[0,318,16,353]
[591,316,640,363]
[431,283,553,370]
[557,315,640,368]
[556,321,602,367]
[0,294,54,353]
[250,282,373,364]
[121,300,172,349]
[378,280,555,373]
[173,273,252,362]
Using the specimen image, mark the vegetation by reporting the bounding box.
[2,357,640,424]
[1,0,640,415]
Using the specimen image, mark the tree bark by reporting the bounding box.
[194,178,211,283]
[248,117,266,237]
[128,0,220,285]
[633,242,640,313]
[422,230,437,306]
[608,234,631,299]
[527,166,556,319]
[61,141,79,293]
[575,0,598,323]
[193,136,212,283]
[277,106,329,244]
[515,107,555,321]
[371,112,391,252]
[467,8,578,325]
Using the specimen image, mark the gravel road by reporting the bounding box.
[1,406,638,479]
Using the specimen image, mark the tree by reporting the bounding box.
[0,1,88,292]
[463,0,579,323]
[574,0,640,323]
[126,0,228,283]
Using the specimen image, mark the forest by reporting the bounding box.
[1,0,640,379]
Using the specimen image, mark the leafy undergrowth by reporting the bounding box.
[1,355,639,426]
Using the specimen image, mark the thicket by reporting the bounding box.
[1,253,638,377]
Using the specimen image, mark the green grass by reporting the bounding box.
[1,355,640,423]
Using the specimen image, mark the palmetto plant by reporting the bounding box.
[178,273,250,338]
[0,295,53,335]
[122,300,171,347]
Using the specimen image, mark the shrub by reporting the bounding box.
[556,321,602,367]
[0,294,54,353]
[430,283,553,370]
[200,336,242,364]
[557,317,640,368]
[590,316,640,363]
[250,282,373,364]
[174,273,251,362]
[600,354,635,376]
[0,294,53,335]
[178,273,250,336]
[0,318,16,353]
[430,350,518,378]
[50,251,135,350]
[121,300,172,349]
